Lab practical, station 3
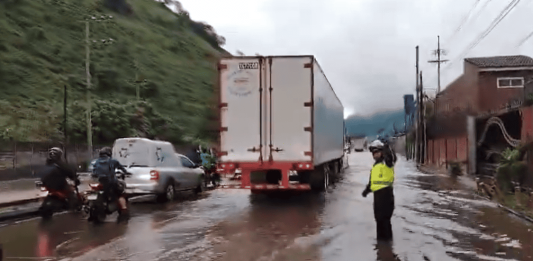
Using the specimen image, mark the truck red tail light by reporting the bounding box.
[218,163,237,170]
[150,170,160,181]
[89,183,102,190]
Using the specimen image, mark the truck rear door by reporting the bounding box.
[265,56,313,162]
[219,58,265,162]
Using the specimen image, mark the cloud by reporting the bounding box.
[179,0,533,116]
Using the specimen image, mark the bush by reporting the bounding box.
[497,147,527,192]
[449,161,462,176]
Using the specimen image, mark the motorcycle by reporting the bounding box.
[200,164,221,188]
[35,177,87,219]
[86,170,131,223]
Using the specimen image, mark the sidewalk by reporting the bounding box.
[418,164,533,224]
[418,164,478,191]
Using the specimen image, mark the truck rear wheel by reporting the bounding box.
[330,161,340,182]
[310,165,329,192]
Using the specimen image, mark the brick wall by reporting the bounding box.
[436,62,480,115]
[522,106,533,187]
[522,106,533,141]
[478,70,532,113]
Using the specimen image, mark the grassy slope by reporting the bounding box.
[0,0,225,144]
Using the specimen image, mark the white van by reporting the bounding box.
[112,138,206,202]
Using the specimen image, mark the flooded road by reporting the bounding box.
[1,153,533,261]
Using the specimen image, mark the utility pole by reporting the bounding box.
[428,36,448,94]
[85,21,93,159]
[420,72,426,164]
[83,15,114,158]
[415,46,420,163]
[64,85,68,164]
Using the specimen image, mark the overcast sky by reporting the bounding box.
[178,0,533,117]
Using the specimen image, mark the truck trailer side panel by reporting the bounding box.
[312,60,344,166]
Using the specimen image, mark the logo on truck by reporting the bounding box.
[227,69,255,97]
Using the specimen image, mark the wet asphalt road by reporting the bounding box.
[1,153,533,261]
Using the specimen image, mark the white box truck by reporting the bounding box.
[216,55,345,192]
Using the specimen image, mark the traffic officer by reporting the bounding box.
[362,139,396,241]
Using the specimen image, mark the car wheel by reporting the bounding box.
[157,182,175,203]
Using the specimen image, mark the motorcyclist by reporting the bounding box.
[91,147,130,220]
[40,147,80,208]
[362,139,397,242]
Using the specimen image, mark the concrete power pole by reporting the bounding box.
[84,15,114,158]
[64,85,68,164]
[420,72,426,164]
[415,46,420,163]
[85,21,93,158]
[428,36,449,94]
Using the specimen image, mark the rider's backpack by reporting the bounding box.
[92,158,113,178]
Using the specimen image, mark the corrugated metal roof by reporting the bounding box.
[464,55,533,68]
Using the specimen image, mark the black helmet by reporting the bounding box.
[48,147,63,161]
[99,147,112,157]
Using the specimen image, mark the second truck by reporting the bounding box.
[216,55,345,192]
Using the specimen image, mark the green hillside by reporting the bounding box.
[0,0,228,146]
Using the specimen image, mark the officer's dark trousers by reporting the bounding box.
[373,186,395,241]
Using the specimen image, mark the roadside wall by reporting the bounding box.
[0,142,197,181]
[427,136,468,168]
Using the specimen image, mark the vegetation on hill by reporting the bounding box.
[0,0,229,147]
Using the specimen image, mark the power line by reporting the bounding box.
[452,0,521,67]
[425,0,519,92]
[435,0,521,81]
[448,0,482,44]
[466,0,494,30]
[516,30,533,47]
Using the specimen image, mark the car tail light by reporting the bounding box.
[150,170,160,181]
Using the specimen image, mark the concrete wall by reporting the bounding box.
[0,143,198,181]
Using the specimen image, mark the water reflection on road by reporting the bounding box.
[0,153,532,261]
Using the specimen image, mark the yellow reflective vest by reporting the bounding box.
[370,163,395,192]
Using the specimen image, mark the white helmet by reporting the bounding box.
[368,140,384,152]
